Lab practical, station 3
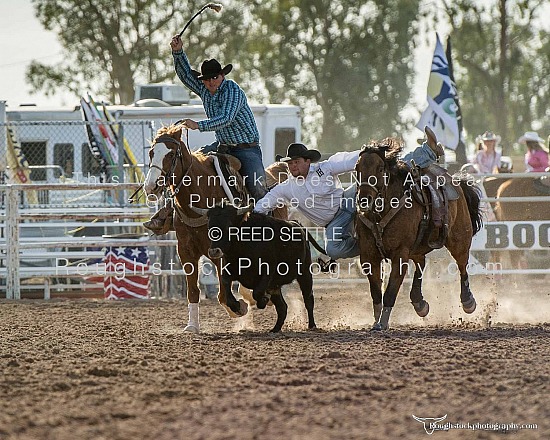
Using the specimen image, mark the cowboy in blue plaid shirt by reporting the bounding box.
[170,35,266,201]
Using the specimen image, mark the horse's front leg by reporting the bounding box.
[410,256,429,318]
[214,259,248,318]
[361,253,383,324]
[181,257,201,333]
[373,254,408,331]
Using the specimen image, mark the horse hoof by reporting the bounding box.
[238,299,249,316]
[222,304,244,319]
[462,297,477,314]
[413,300,430,318]
[183,324,200,334]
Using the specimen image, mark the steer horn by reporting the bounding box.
[236,205,254,216]
[188,204,209,216]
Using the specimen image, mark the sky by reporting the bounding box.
[0,0,75,107]
[0,0,448,148]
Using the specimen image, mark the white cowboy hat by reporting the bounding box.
[480,131,499,142]
[518,131,545,144]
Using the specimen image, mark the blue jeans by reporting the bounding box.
[198,141,267,201]
[402,141,437,168]
[325,184,360,259]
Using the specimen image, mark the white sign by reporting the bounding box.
[471,221,550,250]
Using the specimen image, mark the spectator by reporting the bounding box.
[470,131,502,174]
[518,131,549,172]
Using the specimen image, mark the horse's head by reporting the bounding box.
[355,138,403,213]
[144,125,188,196]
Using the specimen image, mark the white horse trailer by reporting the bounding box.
[3,99,301,184]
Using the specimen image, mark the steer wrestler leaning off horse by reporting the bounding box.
[254,127,444,265]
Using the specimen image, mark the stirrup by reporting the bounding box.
[428,224,448,249]
[318,257,338,273]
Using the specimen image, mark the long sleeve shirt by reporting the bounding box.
[172,50,259,144]
[471,149,502,174]
[254,151,361,226]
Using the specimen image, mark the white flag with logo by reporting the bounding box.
[416,33,460,150]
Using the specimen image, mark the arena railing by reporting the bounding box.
[0,182,186,299]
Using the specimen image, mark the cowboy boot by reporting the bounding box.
[424,126,445,158]
[144,206,174,235]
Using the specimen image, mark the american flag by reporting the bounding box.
[103,246,150,299]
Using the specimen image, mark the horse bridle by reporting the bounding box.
[357,151,389,216]
[150,134,193,195]
[356,150,411,259]
[127,132,193,204]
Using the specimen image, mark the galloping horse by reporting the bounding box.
[143,124,286,332]
[355,138,483,330]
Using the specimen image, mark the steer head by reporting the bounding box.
[189,202,254,259]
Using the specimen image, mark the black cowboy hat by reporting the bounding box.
[192,58,233,80]
[279,143,321,163]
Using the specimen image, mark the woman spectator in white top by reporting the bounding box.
[470,131,502,174]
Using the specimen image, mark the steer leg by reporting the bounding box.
[269,290,288,333]
[214,260,247,318]
[252,276,271,309]
[221,275,248,317]
[297,272,316,330]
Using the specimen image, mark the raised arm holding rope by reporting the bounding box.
[144,35,267,234]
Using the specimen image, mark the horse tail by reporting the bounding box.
[459,178,484,236]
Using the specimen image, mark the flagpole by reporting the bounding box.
[445,36,467,165]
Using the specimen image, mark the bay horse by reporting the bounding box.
[355,138,483,330]
[143,124,287,333]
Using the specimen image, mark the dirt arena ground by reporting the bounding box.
[1,274,548,440]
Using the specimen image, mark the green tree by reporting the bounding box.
[28,0,421,150]
[240,0,421,151]
[442,0,550,154]
[27,0,212,104]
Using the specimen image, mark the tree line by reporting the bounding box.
[28,0,550,157]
